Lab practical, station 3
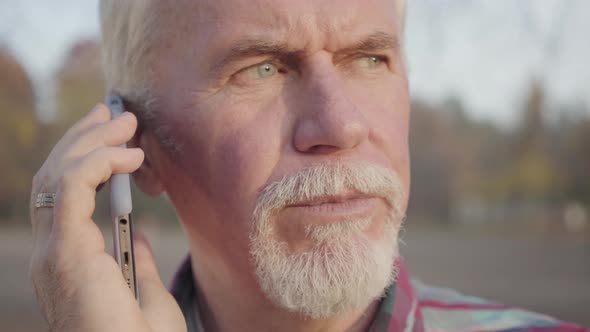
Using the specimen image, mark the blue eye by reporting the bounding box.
[232,61,289,87]
[362,56,385,69]
[369,56,382,67]
[255,63,278,78]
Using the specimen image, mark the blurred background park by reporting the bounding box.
[1,0,589,330]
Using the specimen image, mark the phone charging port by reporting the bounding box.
[124,251,129,266]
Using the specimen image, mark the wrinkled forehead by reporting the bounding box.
[159,0,402,50]
[99,0,405,96]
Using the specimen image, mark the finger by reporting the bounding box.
[30,197,53,252]
[30,175,59,248]
[52,147,144,233]
[31,210,53,250]
[96,182,106,193]
[32,104,113,186]
[64,103,112,140]
[30,104,134,238]
[134,232,187,332]
[68,111,138,158]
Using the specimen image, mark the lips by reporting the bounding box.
[282,191,383,219]
[287,192,375,208]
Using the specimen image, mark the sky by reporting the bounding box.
[1,0,589,125]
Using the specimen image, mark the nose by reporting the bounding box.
[293,65,369,155]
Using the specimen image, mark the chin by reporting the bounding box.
[250,216,401,319]
[248,161,406,318]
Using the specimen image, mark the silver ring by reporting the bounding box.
[35,193,56,208]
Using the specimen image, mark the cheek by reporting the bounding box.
[382,83,411,205]
[351,77,411,204]
[213,117,281,206]
[175,96,286,225]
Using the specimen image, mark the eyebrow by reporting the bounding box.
[209,39,299,74]
[338,31,400,56]
[209,31,400,73]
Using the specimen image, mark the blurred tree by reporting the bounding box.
[408,100,466,222]
[55,39,104,128]
[408,97,506,224]
[504,80,560,202]
[0,48,40,219]
[406,80,590,229]
[554,105,590,207]
[564,118,590,206]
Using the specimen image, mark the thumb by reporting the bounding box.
[133,231,187,332]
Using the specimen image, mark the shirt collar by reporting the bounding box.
[373,259,425,332]
[170,256,424,332]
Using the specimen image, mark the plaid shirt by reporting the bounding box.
[170,256,587,332]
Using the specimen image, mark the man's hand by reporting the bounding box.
[29,104,186,332]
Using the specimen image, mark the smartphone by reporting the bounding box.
[105,94,138,300]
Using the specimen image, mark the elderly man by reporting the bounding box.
[29,0,585,331]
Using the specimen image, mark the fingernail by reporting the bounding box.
[119,111,134,120]
[131,148,145,156]
[91,103,104,113]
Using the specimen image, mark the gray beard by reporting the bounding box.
[248,162,405,319]
[250,218,400,319]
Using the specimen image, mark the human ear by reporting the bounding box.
[128,125,165,197]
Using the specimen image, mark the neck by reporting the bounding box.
[188,246,381,332]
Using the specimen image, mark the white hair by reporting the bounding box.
[99,0,407,110]
[249,161,406,318]
[99,1,161,98]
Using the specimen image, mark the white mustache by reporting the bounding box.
[252,161,405,223]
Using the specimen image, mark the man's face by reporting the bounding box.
[149,0,410,316]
